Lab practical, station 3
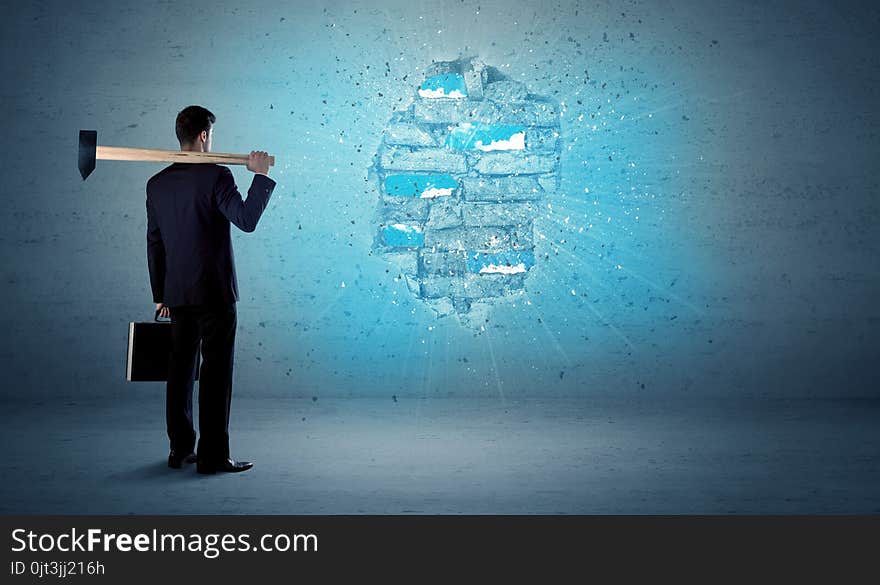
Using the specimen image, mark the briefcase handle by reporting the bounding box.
[154,308,171,322]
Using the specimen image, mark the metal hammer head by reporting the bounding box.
[78,130,97,180]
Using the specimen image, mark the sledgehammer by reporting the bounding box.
[78,130,275,180]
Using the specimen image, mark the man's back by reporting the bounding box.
[146,163,276,307]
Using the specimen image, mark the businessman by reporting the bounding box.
[146,105,275,474]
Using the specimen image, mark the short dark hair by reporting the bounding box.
[175,105,215,145]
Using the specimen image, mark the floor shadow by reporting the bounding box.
[110,460,202,481]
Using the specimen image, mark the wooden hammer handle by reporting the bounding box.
[96,146,275,167]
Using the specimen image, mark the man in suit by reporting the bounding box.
[146,105,275,474]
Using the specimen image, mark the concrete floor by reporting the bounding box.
[1,395,879,514]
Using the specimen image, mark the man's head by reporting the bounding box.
[175,105,215,152]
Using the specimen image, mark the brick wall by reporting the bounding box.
[372,57,562,326]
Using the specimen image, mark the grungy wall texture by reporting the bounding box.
[0,0,877,400]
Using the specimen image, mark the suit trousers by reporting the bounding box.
[166,302,237,462]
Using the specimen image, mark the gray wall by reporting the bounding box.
[0,0,877,400]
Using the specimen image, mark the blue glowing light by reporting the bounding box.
[466,250,536,274]
[445,123,526,150]
[418,73,468,98]
[384,174,459,197]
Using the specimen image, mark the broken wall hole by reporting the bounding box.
[371,56,563,328]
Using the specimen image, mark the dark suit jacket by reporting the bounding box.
[146,163,276,307]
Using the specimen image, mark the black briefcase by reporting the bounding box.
[126,309,201,382]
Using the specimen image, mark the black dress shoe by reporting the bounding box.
[196,457,254,474]
[168,450,197,469]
